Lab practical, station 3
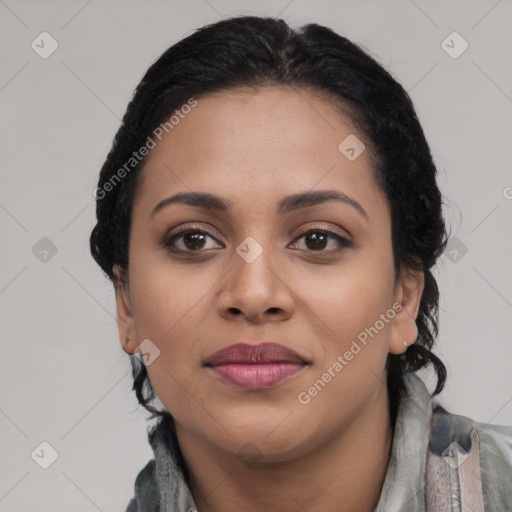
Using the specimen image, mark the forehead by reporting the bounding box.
[132,86,387,222]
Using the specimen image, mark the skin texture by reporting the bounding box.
[113,86,424,512]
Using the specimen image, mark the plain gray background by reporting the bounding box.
[1,0,511,510]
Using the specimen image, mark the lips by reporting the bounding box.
[204,342,309,390]
[204,342,307,366]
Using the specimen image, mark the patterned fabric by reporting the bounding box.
[126,372,512,511]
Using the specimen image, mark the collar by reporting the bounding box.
[374,372,433,511]
[146,414,195,512]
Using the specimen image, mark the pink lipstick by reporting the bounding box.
[204,342,309,390]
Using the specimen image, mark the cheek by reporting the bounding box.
[310,259,394,332]
[304,267,395,394]
[128,261,208,418]
[298,271,394,428]
[129,248,208,336]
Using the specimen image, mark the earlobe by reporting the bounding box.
[113,264,138,354]
[389,266,425,355]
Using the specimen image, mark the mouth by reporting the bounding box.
[203,342,310,390]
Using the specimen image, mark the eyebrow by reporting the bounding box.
[150,189,369,222]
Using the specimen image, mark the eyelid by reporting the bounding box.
[289,225,352,253]
[292,222,351,241]
[161,223,223,246]
[162,222,352,253]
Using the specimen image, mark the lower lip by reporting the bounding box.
[208,363,306,390]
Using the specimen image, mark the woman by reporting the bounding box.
[89,15,512,512]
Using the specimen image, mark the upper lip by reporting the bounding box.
[204,342,308,366]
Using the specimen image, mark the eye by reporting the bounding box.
[162,225,223,253]
[162,224,352,255]
[288,228,352,253]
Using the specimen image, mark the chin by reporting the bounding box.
[232,433,321,467]
[212,417,309,461]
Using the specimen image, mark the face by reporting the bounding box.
[114,86,423,462]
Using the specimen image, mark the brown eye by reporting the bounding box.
[163,226,223,253]
[290,229,352,253]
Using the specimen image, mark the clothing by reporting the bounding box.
[125,372,512,511]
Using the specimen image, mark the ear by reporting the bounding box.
[389,265,425,355]
[113,264,139,355]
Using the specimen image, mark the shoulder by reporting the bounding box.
[428,405,512,510]
[430,405,512,463]
[124,459,159,512]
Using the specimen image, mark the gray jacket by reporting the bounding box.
[125,372,512,511]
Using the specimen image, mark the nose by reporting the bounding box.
[217,246,295,324]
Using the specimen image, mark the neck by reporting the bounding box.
[175,380,393,512]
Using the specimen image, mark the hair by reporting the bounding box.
[90,15,449,431]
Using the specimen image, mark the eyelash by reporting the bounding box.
[162,223,352,255]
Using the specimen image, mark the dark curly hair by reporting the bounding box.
[90,15,449,430]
